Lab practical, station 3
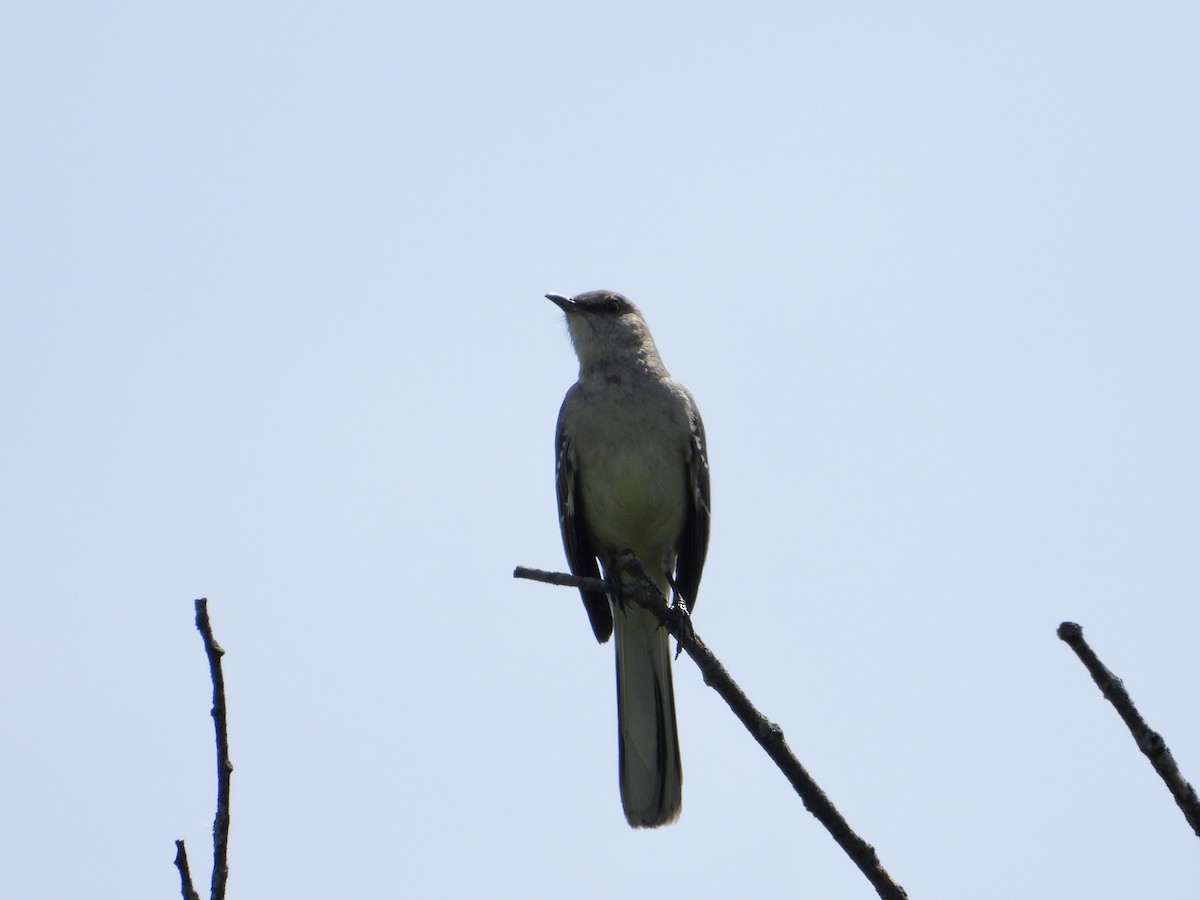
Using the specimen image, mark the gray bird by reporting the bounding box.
[548,290,711,827]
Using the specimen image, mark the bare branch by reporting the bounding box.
[194,597,234,900]
[513,566,608,594]
[1057,621,1200,838]
[173,839,202,900]
[516,558,909,900]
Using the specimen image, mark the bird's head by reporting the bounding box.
[546,290,663,374]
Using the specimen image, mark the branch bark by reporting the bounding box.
[515,560,909,900]
[173,839,202,900]
[1057,621,1200,838]
[174,598,234,900]
[195,597,234,899]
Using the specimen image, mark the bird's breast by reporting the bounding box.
[576,435,688,569]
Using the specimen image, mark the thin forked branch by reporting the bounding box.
[174,598,235,900]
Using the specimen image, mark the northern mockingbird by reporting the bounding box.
[547,289,710,828]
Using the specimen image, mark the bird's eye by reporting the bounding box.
[605,296,621,313]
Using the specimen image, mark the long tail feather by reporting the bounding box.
[614,602,681,827]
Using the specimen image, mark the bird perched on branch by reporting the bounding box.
[547,290,710,828]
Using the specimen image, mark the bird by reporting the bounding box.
[547,289,710,827]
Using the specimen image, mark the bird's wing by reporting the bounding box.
[556,412,614,642]
[674,397,711,613]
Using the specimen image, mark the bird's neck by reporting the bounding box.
[578,343,669,383]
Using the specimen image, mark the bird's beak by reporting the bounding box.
[546,292,574,312]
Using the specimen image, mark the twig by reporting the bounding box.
[515,561,909,899]
[194,597,234,900]
[173,840,202,900]
[513,566,608,594]
[1057,621,1200,838]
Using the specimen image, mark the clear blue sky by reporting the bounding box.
[3,3,1198,898]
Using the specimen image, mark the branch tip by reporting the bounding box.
[1057,621,1082,641]
[1059,621,1200,839]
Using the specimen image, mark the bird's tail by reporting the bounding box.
[614,601,682,827]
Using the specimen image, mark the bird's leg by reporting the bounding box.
[667,575,682,609]
[667,588,694,659]
[605,556,628,610]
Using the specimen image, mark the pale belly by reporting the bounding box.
[577,440,687,574]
